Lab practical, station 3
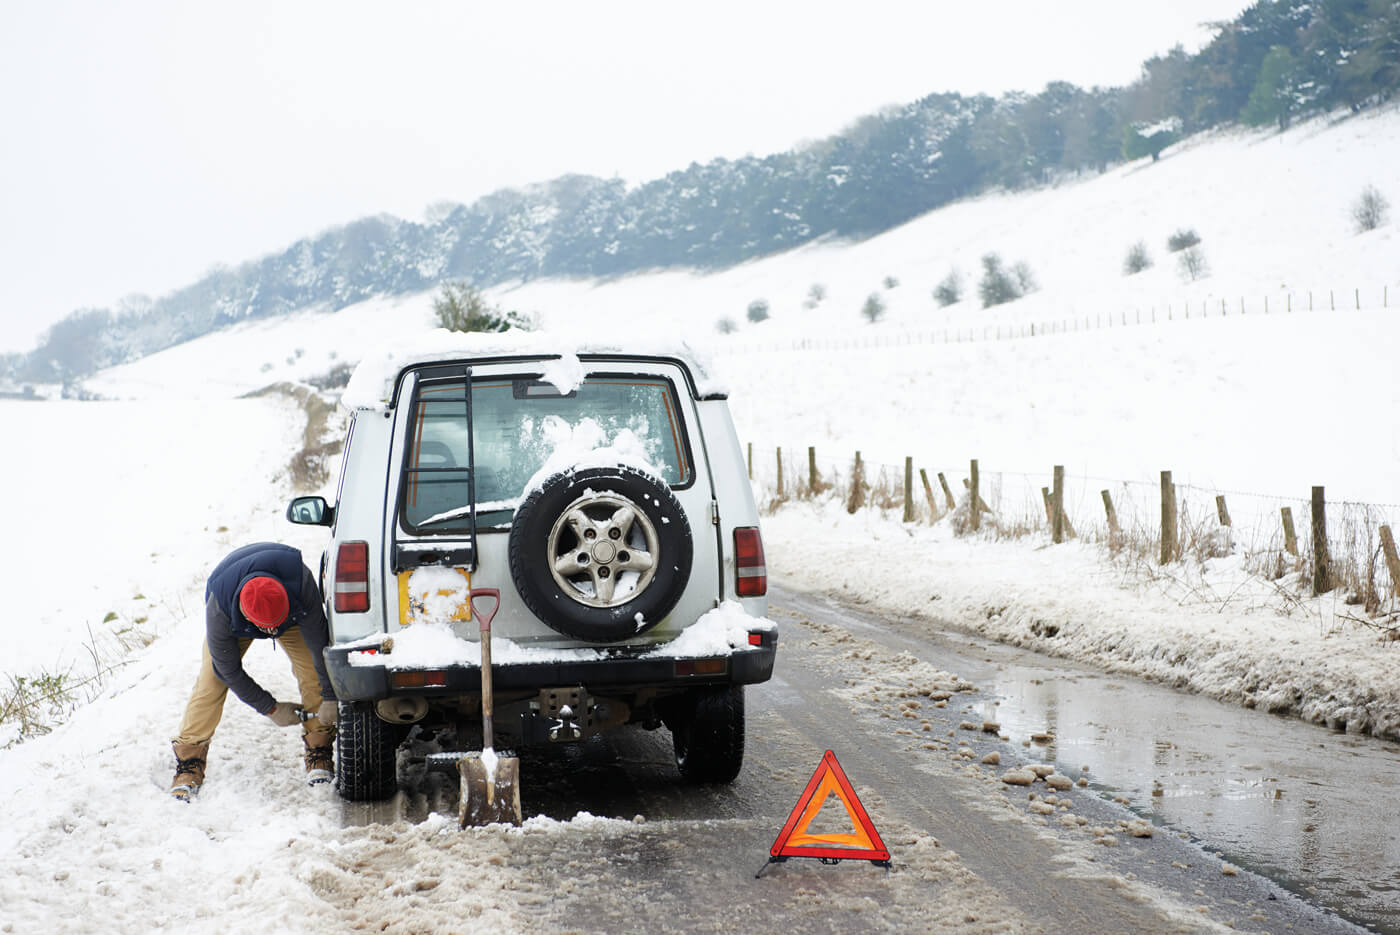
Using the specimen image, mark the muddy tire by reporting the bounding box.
[509,466,692,643]
[670,685,745,784]
[336,702,400,801]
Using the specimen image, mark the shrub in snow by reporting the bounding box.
[432,281,522,333]
[1352,185,1389,233]
[746,298,770,322]
[933,269,962,307]
[978,253,1027,308]
[861,292,886,323]
[1166,228,1201,253]
[1123,241,1152,275]
[883,275,900,289]
[715,317,737,334]
[1177,246,1209,282]
[1203,526,1234,560]
[1122,122,1178,163]
[804,282,826,309]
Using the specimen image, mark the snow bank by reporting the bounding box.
[764,496,1400,740]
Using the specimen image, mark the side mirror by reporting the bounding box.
[286,496,335,527]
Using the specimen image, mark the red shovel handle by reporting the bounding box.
[469,588,500,634]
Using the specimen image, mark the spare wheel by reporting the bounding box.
[508,466,693,643]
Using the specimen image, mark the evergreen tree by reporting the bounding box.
[1242,46,1301,128]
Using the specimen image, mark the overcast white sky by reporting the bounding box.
[0,1,1251,354]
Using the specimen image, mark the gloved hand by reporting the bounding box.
[317,700,339,724]
[265,701,303,727]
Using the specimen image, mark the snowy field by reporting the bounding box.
[1,105,1398,930]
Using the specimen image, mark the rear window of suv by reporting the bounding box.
[400,374,692,534]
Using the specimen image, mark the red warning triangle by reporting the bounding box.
[768,750,890,865]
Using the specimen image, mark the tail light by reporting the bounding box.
[334,541,371,613]
[733,526,767,597]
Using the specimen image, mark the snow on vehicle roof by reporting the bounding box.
[341,327,725,409]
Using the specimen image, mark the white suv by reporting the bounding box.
[287,338,775,801]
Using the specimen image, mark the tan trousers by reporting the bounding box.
[173,625,334,746]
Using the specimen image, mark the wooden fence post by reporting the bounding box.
[1380,525,1400,599]
[1102,490,1121,543]
[1052,465,1066,544]
[1311,486,1332,595]
[937,472,956,511]
[1160,471,1178,564]
[808,446,819,492]
[1215,495,1231,527]
[846,451,866,515]
[903,457,915,523]
[1281,506,1298,556]
[776,447,784,499]
[969,459,981,531]
[920,469,939,522]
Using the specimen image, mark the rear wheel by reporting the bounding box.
[670,685,745,784]
[336,702,401,801]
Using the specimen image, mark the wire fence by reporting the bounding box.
[747,443,1400,614]
[706,285,1394,354]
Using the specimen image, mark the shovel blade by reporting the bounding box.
[458,753,522,827]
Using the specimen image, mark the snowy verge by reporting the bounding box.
[763,496,1400,741]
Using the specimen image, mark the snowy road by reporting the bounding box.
[321,587,1366,935]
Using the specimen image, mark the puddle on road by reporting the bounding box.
[778,588,1400,934]
[968,660,1400,933]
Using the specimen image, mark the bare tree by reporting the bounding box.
[1177,246,1209,281]
[1353,185,1390,233]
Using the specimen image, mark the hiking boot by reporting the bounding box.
[304,732,334,786]
[170,742,209,802]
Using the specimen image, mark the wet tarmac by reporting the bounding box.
[774,585,1400,934]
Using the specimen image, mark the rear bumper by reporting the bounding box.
[324,630,777,702]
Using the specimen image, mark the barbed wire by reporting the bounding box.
[754,450,1395,510]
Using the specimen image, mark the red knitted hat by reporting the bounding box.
[239,576,289,630]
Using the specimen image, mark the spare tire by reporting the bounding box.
[508,465,693,643]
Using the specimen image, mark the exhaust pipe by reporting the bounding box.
[375,696,429,725]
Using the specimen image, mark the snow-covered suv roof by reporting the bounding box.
[341,329,725,409]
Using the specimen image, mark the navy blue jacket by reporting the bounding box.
[204,543,334,714]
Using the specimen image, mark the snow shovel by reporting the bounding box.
[458,588,522,827]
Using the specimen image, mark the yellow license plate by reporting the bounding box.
[396,567,472,627]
